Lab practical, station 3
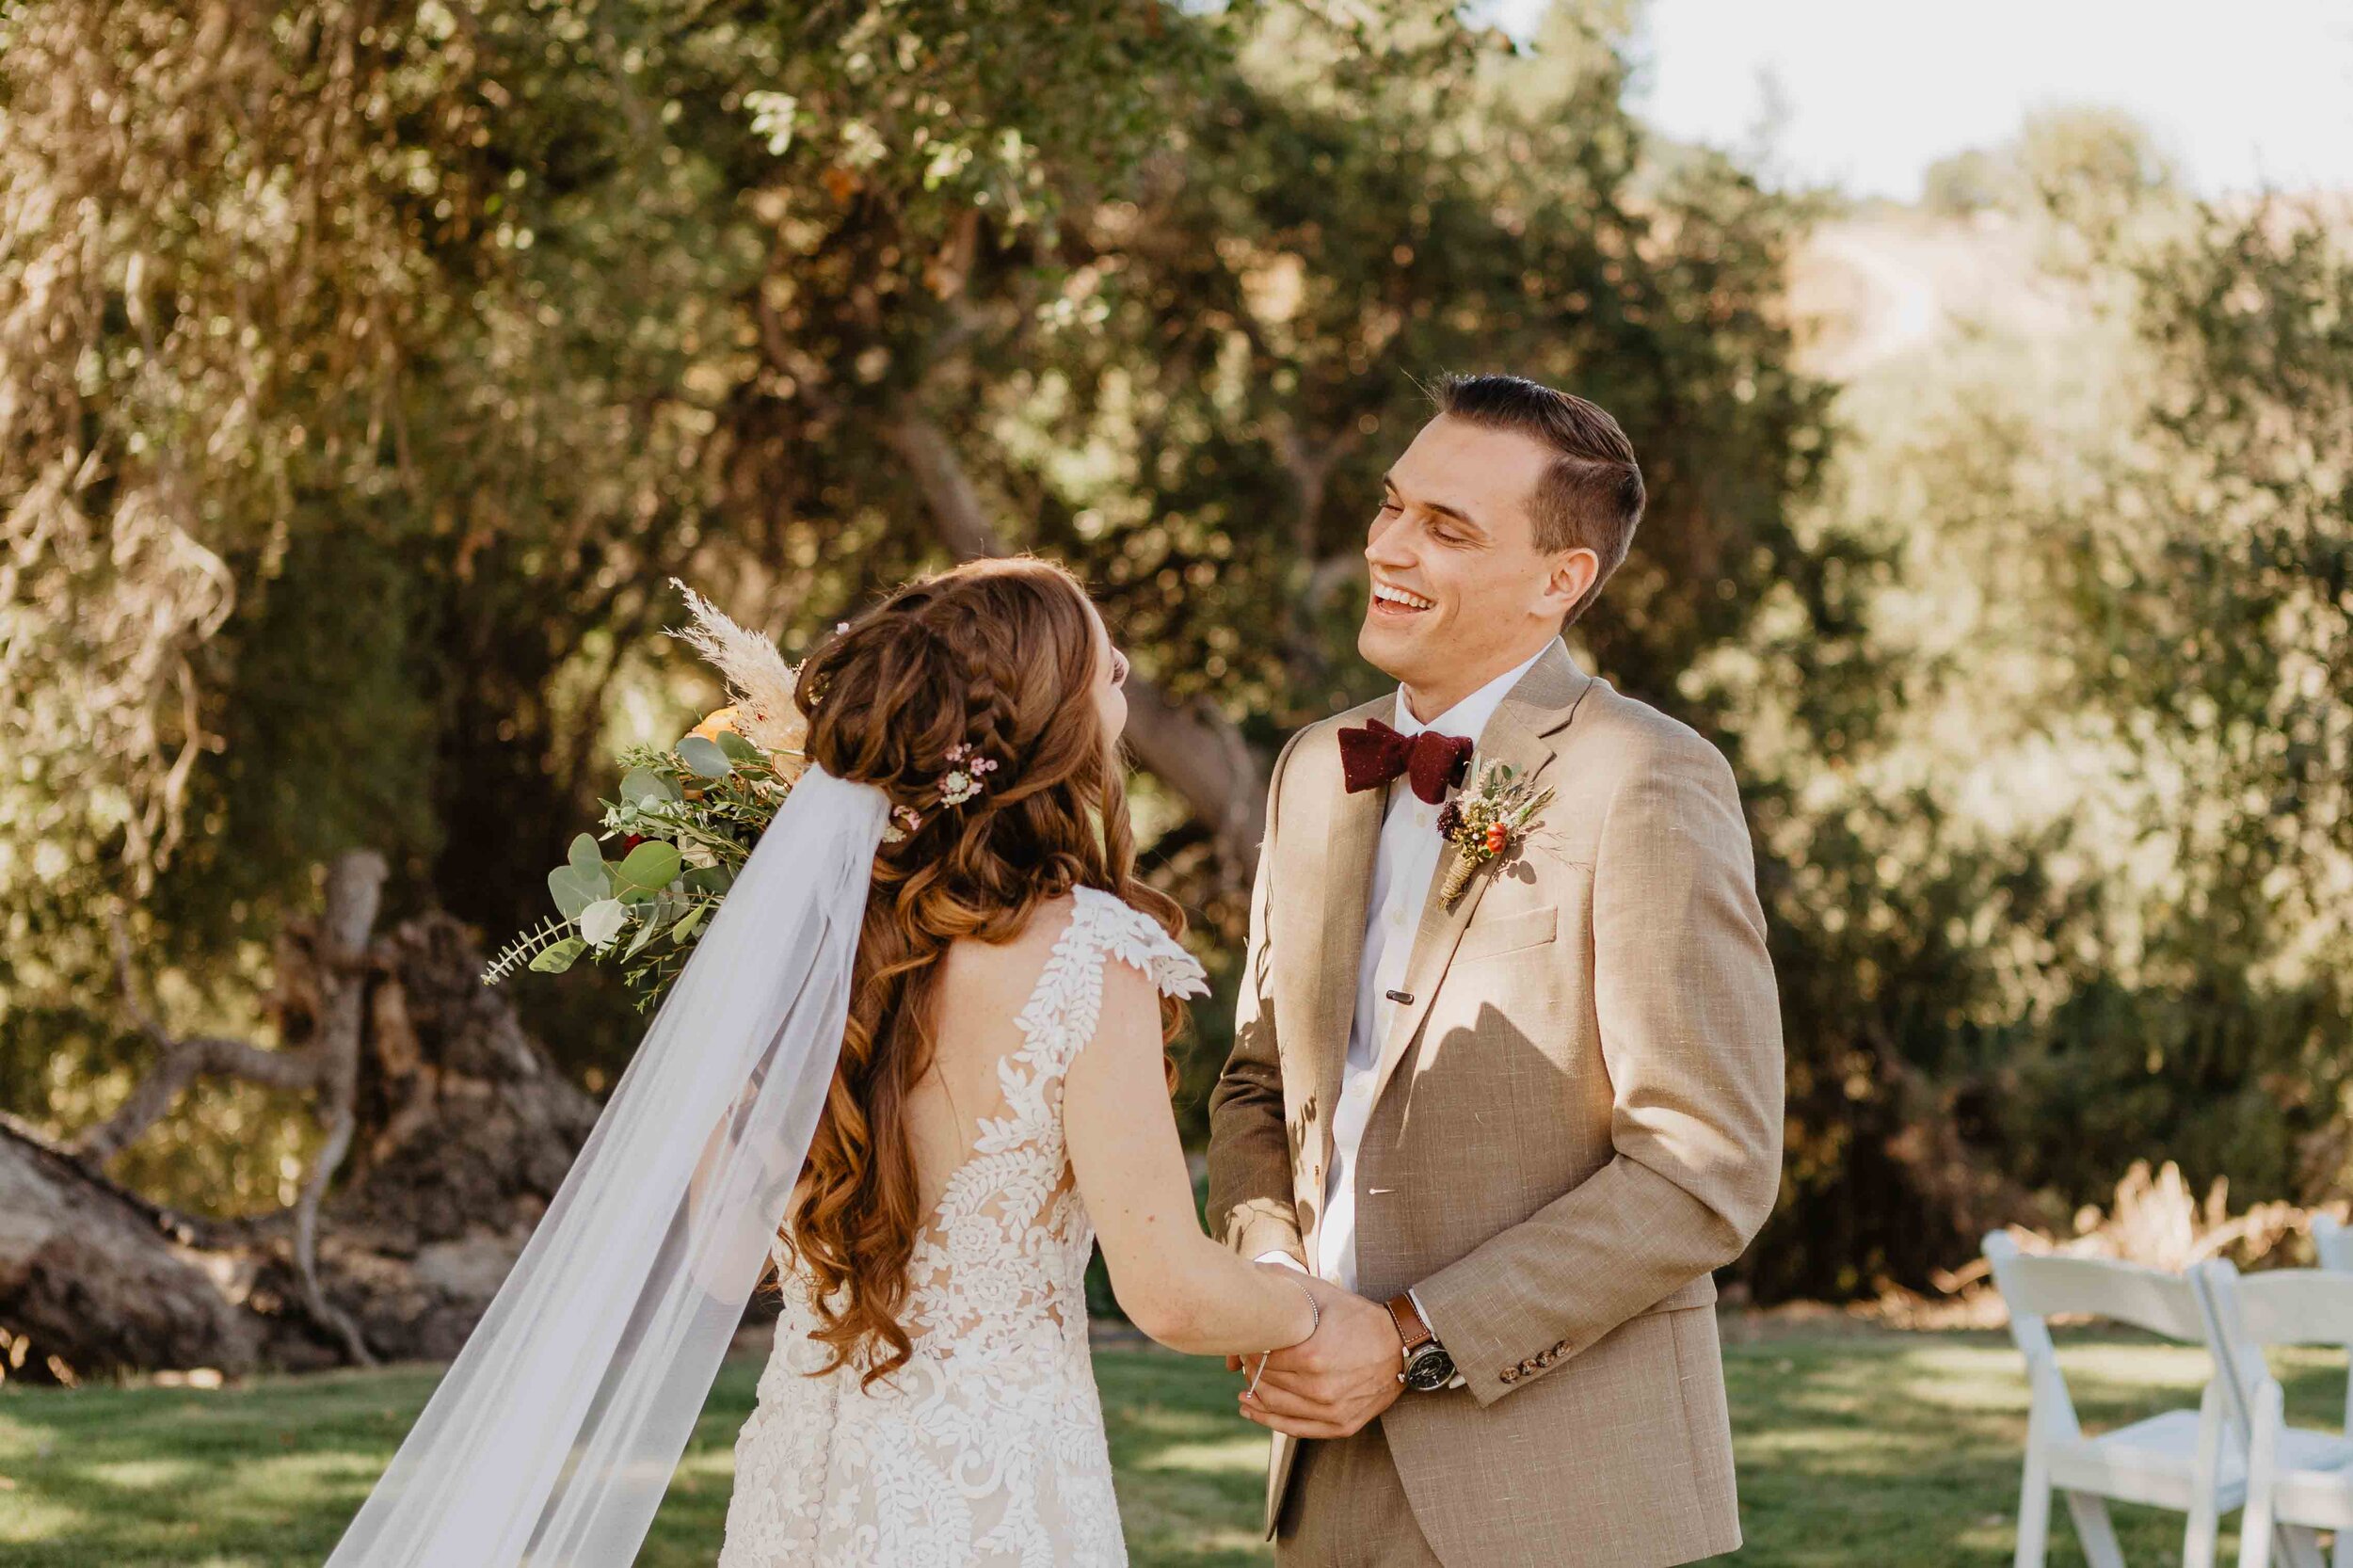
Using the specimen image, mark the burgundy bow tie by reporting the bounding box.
[1338,718,1474,805]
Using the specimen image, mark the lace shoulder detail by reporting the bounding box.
[1066,886,1209,1000]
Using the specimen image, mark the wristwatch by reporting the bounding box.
[1385,1292,1456,1392]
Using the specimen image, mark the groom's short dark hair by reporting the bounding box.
[1433,373,1644,624]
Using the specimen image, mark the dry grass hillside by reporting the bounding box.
[1787,209,2080,378]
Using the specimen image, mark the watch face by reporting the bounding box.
[1403,1346,1455,1392]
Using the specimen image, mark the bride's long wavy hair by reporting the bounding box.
[782,556,1185,1385]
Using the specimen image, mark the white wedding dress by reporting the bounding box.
[717,888,1209,1567]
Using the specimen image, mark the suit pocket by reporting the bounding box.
[1450,904,1557,964]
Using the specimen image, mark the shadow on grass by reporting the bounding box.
[4,1328,2345,1566]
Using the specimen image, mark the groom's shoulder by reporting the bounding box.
[1567,678,1737,791]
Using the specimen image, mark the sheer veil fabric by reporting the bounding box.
[325,766,888,1568]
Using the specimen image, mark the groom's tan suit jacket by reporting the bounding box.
[1207,641,1785,1567]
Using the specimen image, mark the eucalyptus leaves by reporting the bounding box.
[481,580,811,1011]
[479,722,799,1011]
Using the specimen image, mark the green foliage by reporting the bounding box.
[2101,202,2353,954]
[483,732,800,1010]
[31,0,2331,1316]
[5,0,1837,1212]
[1737,161,2353,1296]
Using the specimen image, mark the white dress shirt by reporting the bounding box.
[1257,645,1548,1357]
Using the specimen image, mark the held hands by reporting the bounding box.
[1234,1275,1405,1439]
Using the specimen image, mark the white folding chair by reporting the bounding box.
[2192,1261,2353,1568]
[1985,1230,2233,1568]
[2313,1216,2353,1274]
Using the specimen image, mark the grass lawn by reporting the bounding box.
[2,1322,2345,1566]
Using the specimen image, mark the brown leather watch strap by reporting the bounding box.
[1385,1293,1434,1354]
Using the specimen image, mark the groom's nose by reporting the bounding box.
[1366,512,1416,571]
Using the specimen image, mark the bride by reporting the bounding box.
[716,556,1324,1563]
[326,556,1326,1568]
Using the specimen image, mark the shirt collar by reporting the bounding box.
[1390,643,1552,744]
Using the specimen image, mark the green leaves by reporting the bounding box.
[578,899,628,949]
[744,90,799,154]
[548,862,610,920]
[613,840,682,897]
[529,936,588,973]
[549,831,683,935]
[620,766,681,807]
[675,735,733,778]
[509,721,770,999]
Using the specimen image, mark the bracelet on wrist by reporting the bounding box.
[1282,1275,1321,1348]
[1246,1277,1321,1400]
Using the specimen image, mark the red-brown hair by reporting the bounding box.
[782,556,1184,1384]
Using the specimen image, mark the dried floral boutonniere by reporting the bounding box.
[1433,760,1553,907]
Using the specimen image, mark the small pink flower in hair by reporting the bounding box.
[883,804,923,843]
[938,743,997,807]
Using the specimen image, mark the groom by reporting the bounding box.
[1207,375,1785,1567]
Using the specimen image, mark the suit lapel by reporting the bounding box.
[1282,698,1386,1179]
[1366,642,1594,1111]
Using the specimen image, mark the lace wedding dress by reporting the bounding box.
[717,888,1209,1567]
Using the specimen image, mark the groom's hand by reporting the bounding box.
[1237,1287,1402,1439]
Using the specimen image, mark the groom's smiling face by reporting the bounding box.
[1357,414,1592,722]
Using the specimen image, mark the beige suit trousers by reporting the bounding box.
[1275,1421,1444,1568]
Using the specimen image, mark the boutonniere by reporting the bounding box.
[1433,760,1553,907]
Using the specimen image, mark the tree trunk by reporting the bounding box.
[880,403,1271,880]
[0,1114,271,1378]
[0,909,602,1380]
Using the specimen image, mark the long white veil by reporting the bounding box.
[325,765,888,1568]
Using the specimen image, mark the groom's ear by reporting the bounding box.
[1536,545,1601,625]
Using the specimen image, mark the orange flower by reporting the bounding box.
[688,705,741,744]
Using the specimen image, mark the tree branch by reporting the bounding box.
[879,411,1006,563]
[75,910,329,1162]
[879,402,1268,880]
[78,851,390,1364]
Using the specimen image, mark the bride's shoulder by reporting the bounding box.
[1065,887,1209,1000]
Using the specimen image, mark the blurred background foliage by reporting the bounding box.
[2,0,2345,1303]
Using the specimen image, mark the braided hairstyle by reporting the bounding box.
[783,555,1185,1385]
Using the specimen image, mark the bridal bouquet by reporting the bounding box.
[480,581,812,1012]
